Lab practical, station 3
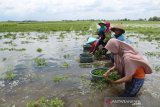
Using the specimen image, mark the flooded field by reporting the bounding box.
[0,31,160,107]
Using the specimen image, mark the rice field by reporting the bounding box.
[0,21,94,32]
[0,20,160,107]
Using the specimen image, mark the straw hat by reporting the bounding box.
[110,25,125,34]
[98,21,106,25]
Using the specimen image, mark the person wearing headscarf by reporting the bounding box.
[92,21,111,54]
[108,26,132,63]
[104,21,112,43]
[103,38,152,97]
[86,37,98,53]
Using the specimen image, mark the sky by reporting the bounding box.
[0,0,160,21]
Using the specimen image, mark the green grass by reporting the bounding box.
[155,66,160,72]
[4,71,16,81]
[60,62,70,68]
[21,41,32,44]
[52,75,68,83]
[93,61,106,67]
[0,21,159,41]
[0,48,26,51]
[3,33,16,39]
[27,97,64,107]
[57,33,66,39]
[2,58,7,61]
[3,40,13,44]
[79,63,92,68]
[145,51,160,57]
[37,34,48,40]
[36,48,43,53]
[91,79,108,91]
[34,58,48,67]
[63,54,70,59]
[0,21,93,32]
[94,49,106,60]
[111,21,160,39]
[125,26,160,36]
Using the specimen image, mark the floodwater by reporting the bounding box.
[0,31,160,107]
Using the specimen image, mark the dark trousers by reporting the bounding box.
[121,78,144,97]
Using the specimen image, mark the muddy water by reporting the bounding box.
[0,32,160,107]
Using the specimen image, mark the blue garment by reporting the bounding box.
[98,26,106,37]
[98,26,106,33]
[121,78,144,97]
[111,34,132,44]
[86,37,97,44]
[112,34,126,41]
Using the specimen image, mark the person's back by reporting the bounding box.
[104,38,152,97]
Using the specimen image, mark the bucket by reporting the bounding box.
[83,44,92,52]
[80,53,94,63]
[90,68,108,81]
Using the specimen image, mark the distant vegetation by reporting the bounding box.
[0,21,92,32]
[148,16,160,21]
[0,19,159,41]
[0,16,159,32]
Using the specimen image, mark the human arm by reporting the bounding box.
[103,65,116,77]
[92,38,100,54]
[109,75,132,84]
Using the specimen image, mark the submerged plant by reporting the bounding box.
[93,61,107,67]
[94,50,103,60]
[0,48,26,51]
[80,73,107,92]
[92,69,106,76]
[107,71,121,81]
[57,33,65,39]
[52,75,68,83]
[3,33,16,39]
[34,58,48,67]
[27,97,64,107]
[2,58,7,61]
[63,54,70,59]
[4,71,16,81]
[145,51,160,57]
[75,100,83,107]
[91,79,108,91]
[3,40,13,44]
[93,62,102,67]
[60,62,70,68]
[79,74,91,94]
[36,48,43,53]
[79,63,92,68]
[38,35,48,40]
[155,66,160,72]
[21,41,32,44]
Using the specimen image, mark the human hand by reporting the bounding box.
[90,52,93,55]
[106,78,116,84]
[103,70,110,77]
